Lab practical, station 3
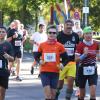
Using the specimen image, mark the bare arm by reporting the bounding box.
[3,53,14,62]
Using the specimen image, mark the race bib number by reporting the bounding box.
[15,40,21,46]
[44,53,56,62]
[83,66,95,75]
[0,60,2,68]
[65,48,74,56]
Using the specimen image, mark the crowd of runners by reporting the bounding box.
[0,19,100,100]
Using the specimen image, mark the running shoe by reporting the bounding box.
[38,74,40,78]
[30,67,34,75]
[75,89,80,97]
[16,76,22,81]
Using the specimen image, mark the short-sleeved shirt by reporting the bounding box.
[57,31,79,61]
[30,32,47,52]
[7,28,17,38]
[0,41,13,76]
[7,28,23,51]
[76,41,99,65]
[38,41,66,73]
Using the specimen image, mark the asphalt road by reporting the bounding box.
[5,52,100,100]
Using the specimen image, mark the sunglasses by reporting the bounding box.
[48,32,56,34]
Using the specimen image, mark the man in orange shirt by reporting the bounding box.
[36,24,69,100]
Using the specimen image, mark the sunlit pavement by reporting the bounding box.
[5,52,100,100]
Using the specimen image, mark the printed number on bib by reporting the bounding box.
[0,60,2,68]
[15,40,21,46]
[44,53,56,62]
[65,48,74,56]
[83,66,95,75]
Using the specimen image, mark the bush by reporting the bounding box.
[93,36,100,40]
[24,37,32,51]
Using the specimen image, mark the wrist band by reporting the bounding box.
[80,54,87,60]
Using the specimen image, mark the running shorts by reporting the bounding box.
[59,61,76,80]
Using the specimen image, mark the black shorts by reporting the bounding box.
[78,66,98,88]
[14,50,22,59]
[0,76,9,89]
[75,62,80,87]
[32,52,40,63]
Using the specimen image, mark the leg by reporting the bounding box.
[8,61,15,76]
[0,86,6,100]
[44,85,52,99]
[30,60,36,74]
[55,65,69,100]
[16,58,21,77]
[55,80,64,100]
[78,88,85,99]
[65,62,76,99]
[40,72,52,99]
[15,57,22,81]
[90,85,96,99]
[51,88,57,99]
[31,52,39,74]
[88,69,98,100]
[65,76,74,100]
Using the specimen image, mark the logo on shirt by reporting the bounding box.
[72,36,75,42]
[64,41,75,48]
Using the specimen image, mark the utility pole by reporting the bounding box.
[0,10,3,25]
[83,0,89,27]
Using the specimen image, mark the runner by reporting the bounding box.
[0,26,14,100]
[30,24,47,75]
[75,26,100,100]
[36,24,69,100]
[55,19,79,100]
[7,20,24,81]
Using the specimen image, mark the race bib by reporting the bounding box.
[65,48,74,56]
[44,53,56,62]
[0,60,2,68]
[83,66,95,75]
[15,40,21,46]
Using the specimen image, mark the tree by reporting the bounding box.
[0,0,100,31]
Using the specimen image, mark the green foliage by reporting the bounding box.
[93,36,100,40]
[24,37,32,51]
[0,0,100,31]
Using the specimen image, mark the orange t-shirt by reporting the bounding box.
[38,41,66,73]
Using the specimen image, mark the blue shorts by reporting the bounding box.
[40,72,59,89]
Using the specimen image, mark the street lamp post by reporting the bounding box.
[83,0,89,27]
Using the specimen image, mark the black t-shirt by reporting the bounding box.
[7,28,23,51]
[7,28,17,38]
[57,31,79,61]
[0,41,13,76]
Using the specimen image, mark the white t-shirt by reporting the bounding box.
[30,32,47,52]
[73,27,83,34]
